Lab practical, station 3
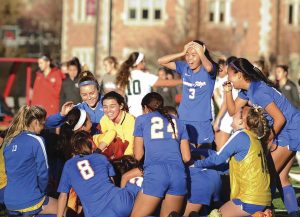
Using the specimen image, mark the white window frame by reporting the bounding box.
[73,0,95,24]
[72,47,94,71]
[286,0,300,26]
[122,0,167,26]
[207,0,232,26]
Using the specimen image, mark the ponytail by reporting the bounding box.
[230,58,276,88]
[116,52,139,89]
[142,92,177,139]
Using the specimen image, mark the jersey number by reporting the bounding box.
[77,160,95,180]
[127,80,141,95]
[151,117,178,139]
[258,151,268,174]
[189,88,195,99]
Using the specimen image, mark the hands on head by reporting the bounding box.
[183,41,206,56]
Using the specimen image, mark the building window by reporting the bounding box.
[219,0,225,22]
[209,1,215,22]
[288,4,294,24]
[208,0,231,25]
[73,0,95,23]
[124,0,166,25]
[287,0,300,26]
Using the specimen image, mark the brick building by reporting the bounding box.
[61,0,300,80]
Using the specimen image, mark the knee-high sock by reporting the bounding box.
[283,185,299,213]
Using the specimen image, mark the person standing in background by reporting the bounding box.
[275,65,300,109]
[59,57,82,108]
[156,67,178,108]
[31,54,64,117]
[101,56,118,94]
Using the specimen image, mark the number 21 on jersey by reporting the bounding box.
[151,117,178,139]
[77,160,95,180]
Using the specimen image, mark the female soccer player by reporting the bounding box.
[93,91,135,158]
[224,58,300,215]
[57,131,139,217]
[116,52,182,117]
[158,40,217,147]
[3,105,57,215]
[46,70,104,135]
[130,92,191,217]
[196,106,271,216]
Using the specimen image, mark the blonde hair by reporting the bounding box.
[4,105,46,145]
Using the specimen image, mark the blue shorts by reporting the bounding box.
[101,188,137,217]
[188,168,221,205]
[181,120,214,144]
[7,196,49,215]
[232,198,266,214]
[142,164,187,198]
[274,112,300,151]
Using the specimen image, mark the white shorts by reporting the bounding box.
[219,112,233,134]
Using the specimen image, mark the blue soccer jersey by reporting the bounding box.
[175,61,217,122]
[4,132,48,211]
[238,81,300,150]
[57,153,120,217]
[46,100,104,135]
[134,111,189,167]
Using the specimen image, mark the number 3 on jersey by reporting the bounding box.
[77,160,95,180]
[151,117,178,139]
[189,88,195,99]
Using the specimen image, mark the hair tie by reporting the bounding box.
[133,52,144,66]
[73,109,87,131]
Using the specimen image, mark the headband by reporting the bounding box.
[79,80,97,87]
[133,52,144,66]
[73,109,87,131]
[229,62,241,72]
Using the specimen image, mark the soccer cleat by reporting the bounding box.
[289,172,300,182]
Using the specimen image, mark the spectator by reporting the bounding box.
[101,56,118,94]
[31,54,64,117]
[59,57,81,108]
[275,65,300,108]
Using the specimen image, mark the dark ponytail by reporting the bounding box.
[141,92,177,139]
[116,52,139,89]
[230,58,276,88]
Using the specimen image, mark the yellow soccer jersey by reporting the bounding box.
[230,129,271,206]
[94,111,135,155]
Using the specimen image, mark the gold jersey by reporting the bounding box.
[230,129,271,206]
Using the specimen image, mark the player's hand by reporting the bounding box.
[192,42,205,56]
[60,101,74,116]
[183,41,194,54]
[222,81,233,92]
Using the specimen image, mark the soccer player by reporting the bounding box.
[46,71,104,135]
[224,58,300,215]
[57,131,138,217]
[130,92,190,217]
[195,106,271,216]
[116,52,182,117]
[3,105,57,215]
[158,40,217,147]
